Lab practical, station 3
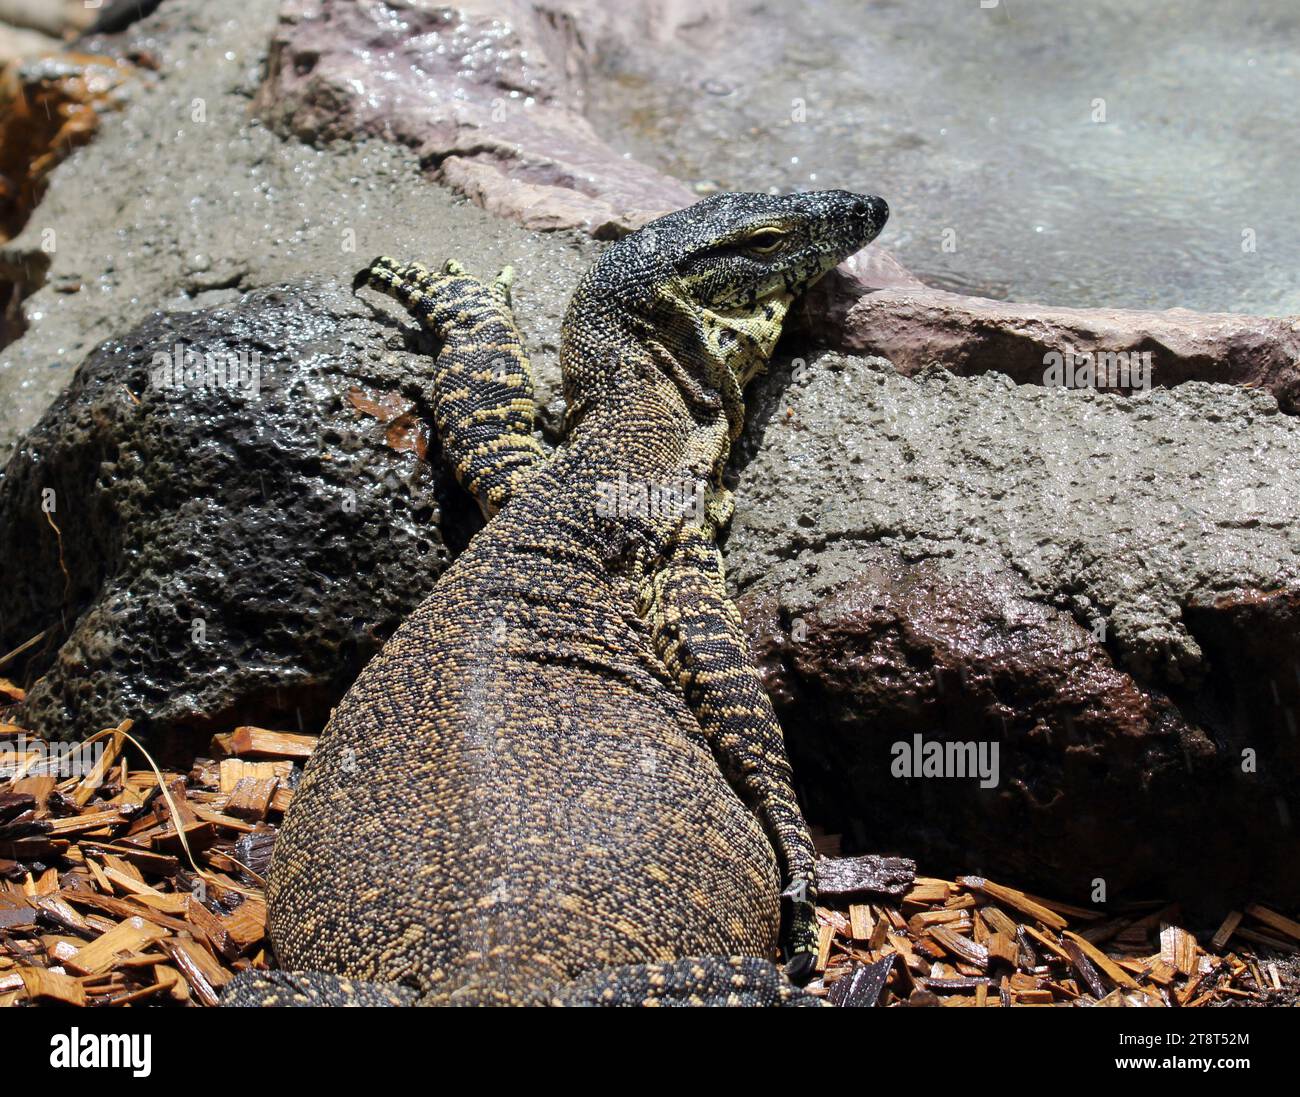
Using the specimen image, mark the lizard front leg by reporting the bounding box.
[354,256,548,517]
[645,524,820,980]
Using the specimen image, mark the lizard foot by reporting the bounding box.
[781,873,819,984]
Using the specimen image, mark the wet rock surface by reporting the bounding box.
[731,354,1300,907]
[0,280,483,758]
[0,0,596,452]
[256,0,696,236]
[583,0,1300,317]
[810,284,1300,414]
[0,0,586,749]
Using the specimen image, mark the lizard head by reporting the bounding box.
[649,188,889,383]
[565,190,888,438]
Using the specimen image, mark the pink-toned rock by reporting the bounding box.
[811,283,1300,412]
[255,0,696,236]
[792,243,921,346]
[0,23,63,64]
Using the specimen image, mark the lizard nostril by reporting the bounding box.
[856,196,888,223]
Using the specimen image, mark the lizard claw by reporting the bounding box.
[491,265,515,305]
[352,255,393,294]
[784,948,817,986]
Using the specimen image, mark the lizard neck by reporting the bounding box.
[541,307,740,564]
[559,301,740,490]
[564,321,738,493]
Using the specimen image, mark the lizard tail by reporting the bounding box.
[223,957,822,1007]
[548,956,823,1007]
[222,969,417,1007]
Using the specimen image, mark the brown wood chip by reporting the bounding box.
[65,916,167,976]
[18,965,87,1006]
[827,955,894,1007]
[216,727,318,760]
[1062,930,1141,989]
[1245,903,1300,943]
[929,925,989,969]
[957,877,1068,931]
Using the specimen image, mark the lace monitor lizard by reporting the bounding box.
[225,190,888,1006]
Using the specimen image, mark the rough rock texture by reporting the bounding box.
[0,280,482,755]
[0,0,588,751]
[256,0,698,236]
[809,285,1300,413]
[730,353,1300,908]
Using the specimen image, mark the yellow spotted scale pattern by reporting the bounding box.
[225,190,888,1007]
[360,257,546,516]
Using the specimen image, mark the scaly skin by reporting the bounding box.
[225,190,888,1006]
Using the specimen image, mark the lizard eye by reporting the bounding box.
[744,229,787,255]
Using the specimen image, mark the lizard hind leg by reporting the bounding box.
[354,255,549,516]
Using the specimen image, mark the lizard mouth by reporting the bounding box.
[702,293,794,389]
[709,195,889,312]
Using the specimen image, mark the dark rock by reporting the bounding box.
[0,279,478,755]
[815,854,916,900]
[827,955,894,1008]
[731,354,1300,911]
[745,552,1299,911]
[1184,588,1300,776]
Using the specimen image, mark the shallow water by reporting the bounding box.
[587,0,1300,314]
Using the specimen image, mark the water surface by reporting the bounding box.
[587,0,1299,314]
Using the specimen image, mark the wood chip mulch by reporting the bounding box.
[1,703,1296,1007]
[807,843,1300,1007]
[0,714,298,1007]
